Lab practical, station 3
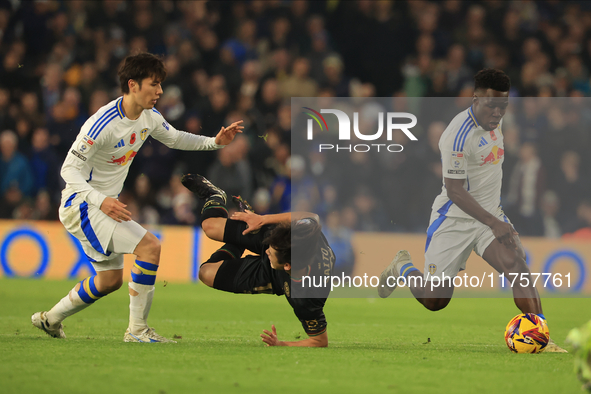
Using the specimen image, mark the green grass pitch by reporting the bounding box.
[0,278,587,394]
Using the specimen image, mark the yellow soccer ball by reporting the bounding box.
[505,313,550,353]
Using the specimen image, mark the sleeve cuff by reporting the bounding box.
[86,190,108,208]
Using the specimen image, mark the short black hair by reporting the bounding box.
[264,218,321,266]
[264,223,291,265]
[474,68,510,92]
[118,53,167,94]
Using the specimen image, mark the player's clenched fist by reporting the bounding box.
[100,197,132,223]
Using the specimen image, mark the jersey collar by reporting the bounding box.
[468,106,481,128]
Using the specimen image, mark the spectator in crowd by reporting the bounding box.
[539,190,562,239]
[555,151,589,233]
[323,210,356,277]
[207,134,254,202]
[505,142,546,236]
[0,129,34,218]
[29,127,61,202]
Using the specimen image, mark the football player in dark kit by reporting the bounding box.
[182,174,334,347]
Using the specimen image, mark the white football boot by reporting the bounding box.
[31,311,66,338]
[542,337,568,353]
[124,327,176,343]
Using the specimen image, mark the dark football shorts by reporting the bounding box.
[208,219,283,295]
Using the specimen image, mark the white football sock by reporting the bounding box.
[46,287,90,325]
[128,282,155,335]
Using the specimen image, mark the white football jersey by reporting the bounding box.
[60,97,222,208]
[432,106,505,219]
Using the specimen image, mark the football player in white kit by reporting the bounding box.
[378,69,566,352]
[32,53,243,342]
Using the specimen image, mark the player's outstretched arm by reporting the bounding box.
[260,325,328,347]
[151,111,243,151]
[446,177,518,248]
[231,211,320,235]
[214,120,244,145]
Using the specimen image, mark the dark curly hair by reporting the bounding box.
[474,68,510,92]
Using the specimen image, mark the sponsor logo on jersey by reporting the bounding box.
[71,149,87,161]
[140,128,148,141]
[478,137,488,147]
[162,121,169,131]
[114,139,125,148]
[130,132,136,145]
[451,152,465,170]
[83,136,94,145]
[480,145,504,166]
[108,150,137,166]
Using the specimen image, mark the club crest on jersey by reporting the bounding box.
[451,152,465,170]
[162,121,169,131]
[480,145,504,166]
[130,132,136,145]
[284,281,290,297]
[140,128,148,141]
[108,150,137,166]
[428,264,437,275]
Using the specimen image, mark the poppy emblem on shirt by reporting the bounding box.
[130,133,136,145]
[140,128,148,141]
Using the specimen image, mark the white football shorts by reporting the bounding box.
[423,206,511,280]
[59,192,147,271]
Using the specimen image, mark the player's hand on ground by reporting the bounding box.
[491,220,518,249]
[231,211,264,234]
[100,197,132,223]
[214,120,244,145]
[261,325,285,346]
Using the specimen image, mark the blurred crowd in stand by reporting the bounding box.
[1,0,591,274]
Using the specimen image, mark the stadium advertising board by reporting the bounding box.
[1,220,589,296]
